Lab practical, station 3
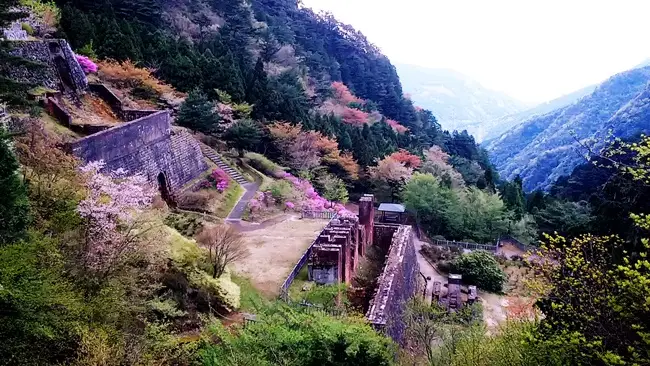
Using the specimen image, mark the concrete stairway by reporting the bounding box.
[199,143,248,185]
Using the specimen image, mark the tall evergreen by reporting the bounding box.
[0,129,29,244]
[175,90,220,134]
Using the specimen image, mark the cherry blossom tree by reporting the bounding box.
[331,81,361,104]
[77,161,156,278]
[385,119,409,134]
[387,149,421,169]
[369,156,413,202]
[421,145,465,189]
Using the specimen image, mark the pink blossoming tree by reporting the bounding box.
[77,161,156,278]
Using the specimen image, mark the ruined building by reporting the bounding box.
[307,194,419,344]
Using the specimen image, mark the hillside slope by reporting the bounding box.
[396,63,527,137]
[481,84,597,143]
[486,66,650,191]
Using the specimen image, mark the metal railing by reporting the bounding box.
[301,210,337,219]
[430,239,498,252]
[279,215,338,300]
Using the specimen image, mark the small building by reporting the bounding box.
[377,203,406,224]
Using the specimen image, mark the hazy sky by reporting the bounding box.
[301,0,650,104]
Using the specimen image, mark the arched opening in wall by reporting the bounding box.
[157,172,172,205]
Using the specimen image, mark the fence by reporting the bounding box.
[499,235,540,254]
[279,215,338,300]
[430,239,498,252]
[301,210,337,219]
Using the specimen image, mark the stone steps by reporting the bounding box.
[199,143,248,185]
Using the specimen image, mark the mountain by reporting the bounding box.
[395,64,528,137]
[481,84,597,143]
[486,66,650,192]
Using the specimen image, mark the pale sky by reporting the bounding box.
[301,0,650,104]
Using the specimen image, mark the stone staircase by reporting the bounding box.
[199,143,248,185]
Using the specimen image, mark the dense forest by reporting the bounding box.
[2,0,650,365]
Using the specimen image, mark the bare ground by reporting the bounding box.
[230,216,329,297]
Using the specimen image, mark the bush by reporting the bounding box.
[267,180,292,202]
[21,22,34,35]
[97,60,174,96]
[177,190,217,212]
[448,250,507,292]
[131,84,159,101]
[245,152,283,177]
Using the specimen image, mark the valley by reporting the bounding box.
[1,0,650,365]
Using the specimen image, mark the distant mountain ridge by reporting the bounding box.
[486,66,650,192]
[395,64,528,137]
[481,84,597,143]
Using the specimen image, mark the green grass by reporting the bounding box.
[287,265,313,302]
[231,274,270,312]
[215,181,245,218]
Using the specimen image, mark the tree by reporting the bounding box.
[421,146,465,189]
[402,173,460,237]
[449,250,507,293]
[77,161,156,279]
[369,155,413,202]
[501,175,525,220]
[196,224,248,279]
[0,128,29,244]
[223,119,262,157]
[533,200,594,238]
[175,89,220,134]
[316,173,349,203]
[200,303,395,365]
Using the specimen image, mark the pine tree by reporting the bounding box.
[223,119,262,157]
[0,128,30,244]
[175,89,220,134]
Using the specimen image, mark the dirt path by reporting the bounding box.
[414,239,448,304]
[231,216,329,297]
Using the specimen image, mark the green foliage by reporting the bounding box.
[267,179,292,202]
[200,303,396,366]
[0,232,83,365]
[533,200,594,237]
[316,173,349,203]
[20,22,34,35]
[449,251,507,292]
[245,152,283,177]
[0,130,30,245]
[176,90,220,134]
[500,175,525,220]
[403,174,512,243]
[76,41,97,59]
[223,119,263,157]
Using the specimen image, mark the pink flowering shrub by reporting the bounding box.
[201,169,230,192]
[76,54,98,74]
[77,161,156,276]
[285,201,295,210]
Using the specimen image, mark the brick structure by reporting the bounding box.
[68,111,207,194]
[308,216,362,285]
[305,194,420,345]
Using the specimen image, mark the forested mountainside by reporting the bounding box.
[396,63,527,139]
[486,65,650,191]
[481,83,597,143]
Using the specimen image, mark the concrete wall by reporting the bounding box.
[366,225,419,345]
[69,111,207,192]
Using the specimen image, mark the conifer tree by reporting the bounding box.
[0,129,29,245]
[223,119,262,157]
[175,90,220,134]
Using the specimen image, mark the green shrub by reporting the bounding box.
[448,250,507,292]
[131,83,159,101]
[188,269,240,312]
[267,180,292,202]
[21,22,34,35]
[200,303,396,365]
[245,152,283,177]
[76,41,97,59]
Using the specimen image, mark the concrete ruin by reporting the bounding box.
[67,111,207,195]
[306,195,419,344]
[8,39,88,95]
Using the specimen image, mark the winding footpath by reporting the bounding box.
[198,142,260,221]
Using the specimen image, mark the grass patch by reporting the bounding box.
[214,181,244,218]
[287,264,313,302]
[231,274,270,312]
[40,112,82,139]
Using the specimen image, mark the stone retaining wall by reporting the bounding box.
[366,225,419,345]
[68,111,207,192]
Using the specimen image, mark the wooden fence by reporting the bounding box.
[301,210,337,219]
[279,215,338,300]
[430,239,498,252]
